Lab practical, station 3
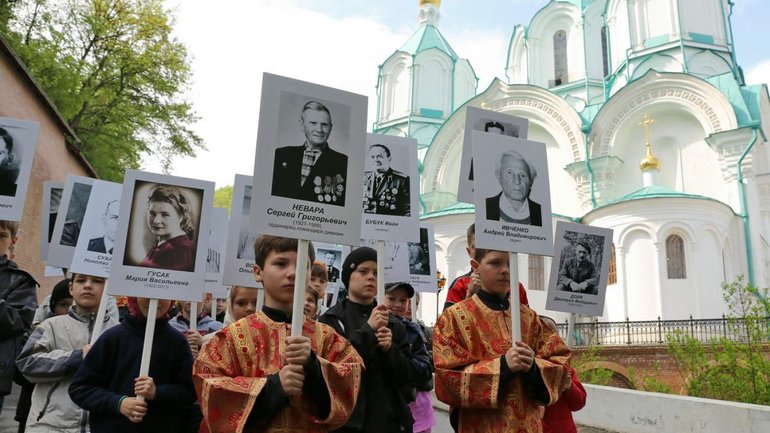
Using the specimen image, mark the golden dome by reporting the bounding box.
[420,0,441,6]
[639,145,661,171]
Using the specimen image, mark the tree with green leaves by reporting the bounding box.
[667,277,770,405]
[0,0,202,181]
[213,185,232,212]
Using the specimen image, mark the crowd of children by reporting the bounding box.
[1,219,587,433]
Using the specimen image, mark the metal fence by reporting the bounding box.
[555,315,770,347]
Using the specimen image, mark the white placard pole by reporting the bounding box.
[89,281,110,345]
[190,302,198,332]
[291,240,310,336]
[376,240,385,306]
[211,297,217,321]
[510,253,521,342]
[137,298,158,402]
[257,287,265,310]
[412,294,419,324]
[567,313,577,348]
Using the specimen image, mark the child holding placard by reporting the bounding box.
[319,247,415,433]
[17,273,117,432]
[433,248,571,433]
[194,235,362,432]
[69,297,196,432]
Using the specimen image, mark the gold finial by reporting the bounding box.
[420,0,441,7]
[638,114,661,171]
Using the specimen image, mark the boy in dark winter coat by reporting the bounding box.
[69,297,196,432]
[0,220,37,413]
[319,247,415,433]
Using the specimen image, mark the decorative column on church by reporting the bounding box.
[617,245,629,320]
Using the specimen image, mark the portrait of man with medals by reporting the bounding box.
[362,143,410,217]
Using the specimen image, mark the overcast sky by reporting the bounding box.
[150,0,770,188]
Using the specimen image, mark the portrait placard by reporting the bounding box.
[48,176,95,268]
[313,242,344,292]
[457,107,528,204]
[545,222,612,316]
[40,182,63,262]
[70,180,122,278]
[0,117,40,221]
[223,174,261,288]
[205,207,229,298]
[251,73,366,246]
[358,239,410,283]
[472,132,554,256]
[109,170,214,302]
[361,134,419,242]
[408,224,438,292]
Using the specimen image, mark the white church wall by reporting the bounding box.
[584,2,606,80]
[631,54,684,79]
[679,0,726,45]
[380,54,412,121]
[526,5,581,88]
[687,50,732,79]
[638,0,677,44]
[506,27,528,85]
[698,228,730,318]
[658,225,697,320]
[527,125,584,218]
[414,50,452,116]
[624,228,659,320]
[607,0,633,73]
[454,60,476,109]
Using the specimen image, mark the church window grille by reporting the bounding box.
[608,243,617,284]
[601,25,610,77]
[665,235,687,279]
[553,30,568,86]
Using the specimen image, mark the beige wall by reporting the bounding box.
[0,53,93,300]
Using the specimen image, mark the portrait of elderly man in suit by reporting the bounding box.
[322,250,340,283]
[485,150,542,226]
[557,241,599,295]
[0,127,19,197]
[271,101,348,206]
[362,143,410,216]
[88,200,119,254]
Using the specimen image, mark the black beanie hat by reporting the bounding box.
[49,278,72,311]
[342,246,377,289]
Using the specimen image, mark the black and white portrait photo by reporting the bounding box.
[237,184,256,261]
[109,170,214,302]
[546,222,612,316]
[47,176,95,268]
[123,181,203,272]
[204,207,228,294]
[70,180,122,278]
[0,117,40,221]
[252,73,366,246]
[271,99,349,206]
[39,182,63,262]
[485,150,542,226]
[87,199,119,254]
[360,134,420,242]
[223,175,261,289]
[407,224,438,292]
[407,228,430,276]
[0,127,19,197]
[363,143,410,216]
[318,248,341,284]
[457,107,528,204]
[472,131,553,257]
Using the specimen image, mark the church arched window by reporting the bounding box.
[608,243,617,284]
[601,25,609,77]
[553,30,568,86]
[665,235,687,279]
[528,255,545,291]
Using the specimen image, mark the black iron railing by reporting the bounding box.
[555,315,770,347]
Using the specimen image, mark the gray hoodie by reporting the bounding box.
[16,306,118,432]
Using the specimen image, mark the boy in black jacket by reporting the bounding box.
[319,247,415,433]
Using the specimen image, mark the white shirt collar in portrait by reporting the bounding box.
[499,195,531,221]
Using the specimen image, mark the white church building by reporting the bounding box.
[376,0,770,323]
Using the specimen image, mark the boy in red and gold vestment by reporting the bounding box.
[433,248,571,433]
[194,236,363,432]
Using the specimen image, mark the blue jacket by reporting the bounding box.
[68,314,196,433]
[398,317,434,392]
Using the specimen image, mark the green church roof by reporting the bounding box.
[420,201,473,220]
[399,24,459,59]
[603,185,722,207]
[706,72,764,127]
